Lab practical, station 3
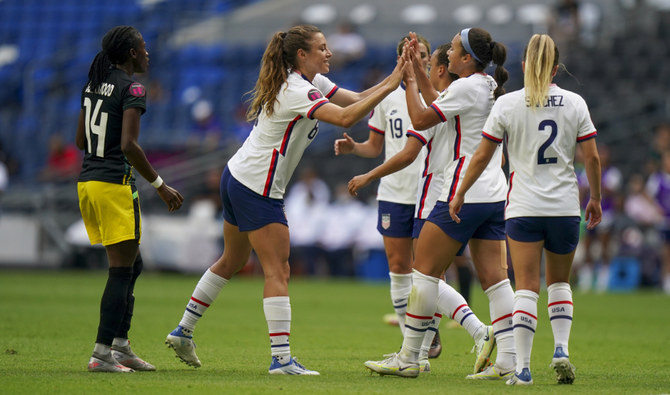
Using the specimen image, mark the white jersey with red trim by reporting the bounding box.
[368,85,422,205]
[227,71,336,199]
[407,120,451,219]
[483,84,597,218]
[430,73,506,204]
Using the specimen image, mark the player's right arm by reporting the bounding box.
[334,130,384,158]
[347,136,423,196]
[121,107,184,212]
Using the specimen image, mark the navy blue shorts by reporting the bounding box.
[412,218,426,239]
[506,216,581,254]
[427,201,505,248]
[220,166,287,232]
[377,200,415,238]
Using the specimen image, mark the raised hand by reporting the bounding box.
[334,132,355,155]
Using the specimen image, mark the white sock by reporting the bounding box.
[400,270,439,362]
[389,272,412,335]
[179,269,228,332]
[436,279,485,341]
[112,338,129,348]
[513,290,539,372]
[547,282,573,356]
[264,296,291,364]
[93,343,111,357]
[419,313,442,361]
[485,279,515,369]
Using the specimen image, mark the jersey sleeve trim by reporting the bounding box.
[482,131,503,143]
[307,99,329,119]
[325,86,338,98]
[430,103,447,122]
[577,131,597,142]
[369,125,385,135]
[407,130,428,145]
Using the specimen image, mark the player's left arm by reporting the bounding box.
[75,110,86,150]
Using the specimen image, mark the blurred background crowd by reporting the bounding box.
[1,0,669,294]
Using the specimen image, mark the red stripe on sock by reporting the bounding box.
[492,313,512,325]
[451,304,468,320]
[269,332,290,337]
[190,297,210,307]
[547,300,573,307]
[513,310,538,320]
[406,312,434,320]
[434,313,443,318]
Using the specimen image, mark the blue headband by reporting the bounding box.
[460,28,483,64]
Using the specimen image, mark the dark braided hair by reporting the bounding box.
[86,26,142,91]
[462,28,509,99]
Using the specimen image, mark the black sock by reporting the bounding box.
[457,265,472,305]
[96,266,133,346]
[115,255,143,340]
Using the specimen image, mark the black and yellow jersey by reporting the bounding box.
[78,68,147,185]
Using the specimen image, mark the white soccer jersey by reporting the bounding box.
[227,71,337,199]
[483,84,597,219]
[407,121,451,219]
[368,85,422,205]
[430,73,507,203]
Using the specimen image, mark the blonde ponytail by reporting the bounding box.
[524,34,559,108]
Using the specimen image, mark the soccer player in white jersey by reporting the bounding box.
[364,28,515,379]
[450,34,602,385]
[165,24,406,375]
[348,42,495,375]
[334,33,436,356]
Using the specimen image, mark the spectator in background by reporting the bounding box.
[578,144,622,292]
[39,133,82,183]
[318,183,366,276]
[327,22,366,69]
[188,99,223,152]
[548,0,581,54]
[645,122,670,176]
[623,173,663,286]
[646,150,670,295]
[285,167,330,275]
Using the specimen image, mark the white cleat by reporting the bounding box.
[165,326,201,368]
[268,357,319,375]
[364,353,419,378]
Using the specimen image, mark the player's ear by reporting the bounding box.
[129,47,137,59]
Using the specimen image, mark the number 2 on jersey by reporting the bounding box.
[537,119,558,165]
[83,97,108,157]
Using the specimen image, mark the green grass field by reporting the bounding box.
[1,269,669,394]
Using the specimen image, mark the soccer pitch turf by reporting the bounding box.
[1,269,669,394]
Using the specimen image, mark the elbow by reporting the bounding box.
[339,116,357,129]
[411,118,432,131]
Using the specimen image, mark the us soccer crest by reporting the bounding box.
[381,213,391,229]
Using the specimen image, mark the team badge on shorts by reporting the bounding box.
[381,213,391,230]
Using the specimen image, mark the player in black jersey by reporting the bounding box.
[76,25,184,373]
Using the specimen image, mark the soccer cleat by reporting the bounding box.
[466,363,514,380]
[88,353,134,373]
[472,326,495,374]
[550,347,575,384]
[111,344,156,371]
[428,330,442,359]
[506,368,533,385]
[364,353,420,378]
[268,356,320,375]
[419,359,431,373]
[165,326,201,368]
